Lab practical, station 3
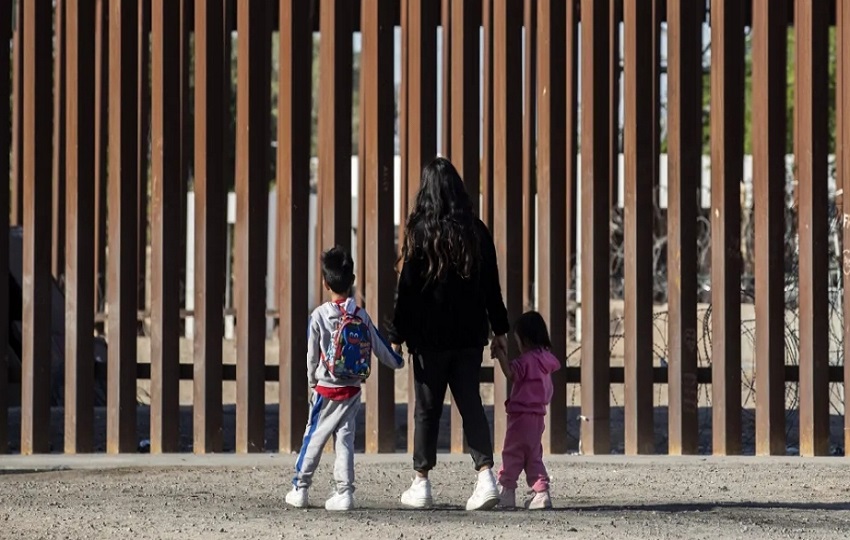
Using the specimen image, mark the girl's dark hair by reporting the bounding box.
[401,157,480,284]
[514,311,552,350]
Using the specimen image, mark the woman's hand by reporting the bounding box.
[393,343,404,356]
[490,334,508,364]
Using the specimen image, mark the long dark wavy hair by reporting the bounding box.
[401,157,480,284]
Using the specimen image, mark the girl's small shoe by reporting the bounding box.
[498,486,516,509]
[526,490,552,510]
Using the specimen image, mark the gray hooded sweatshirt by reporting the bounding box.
[307,297,404,389]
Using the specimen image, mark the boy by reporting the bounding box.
[286,246,404,511]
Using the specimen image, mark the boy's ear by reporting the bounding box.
[322,279,330,291]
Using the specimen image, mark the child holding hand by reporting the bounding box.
[286,246,405,511]
[495,311,562,510]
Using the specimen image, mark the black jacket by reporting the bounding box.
[389,219,510,351]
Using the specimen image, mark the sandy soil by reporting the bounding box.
[2,455,850,540]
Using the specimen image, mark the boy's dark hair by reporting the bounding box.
[322,245,355,295]
[514,311,552,350]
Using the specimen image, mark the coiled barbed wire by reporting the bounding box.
[566,175,846,454]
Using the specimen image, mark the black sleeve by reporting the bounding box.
[478,220,510,336]
[388,256,420,344]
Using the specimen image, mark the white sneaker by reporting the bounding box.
[498,486,516,509]
[325,491,354,511]
[400,476,433,508]
[285,486,308,508]
[527,490,552,510]
[466,469,500,511]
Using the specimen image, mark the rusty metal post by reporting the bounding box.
[21,0,54,455]
[665,0,701,456]
[357,61,367,309]
[450,0,480,212]
[839,3,844,217]
[278,0,311,454]
[192,0,227,455]
[608,0,620,212]
[21,0,53,454]
[579,0,611,456]
[840,0,850,457]
[0,0,12,454]
[751,0,786,457]
[355,0,367,313]
[11,2,22,226]
[441,0,451,157]
[404,0,438,452]
[362,0,397,454]
[191,0,224,455]
[398,0,409,233]
[448,0,480,454]
[481,0,494,226]
[536,0,567,454]
[106,0,139,454]
[521,0,536,315]
[492,0,523,454]
[318,0,353,259]
[400,0,415,455]
[709,0,744,456]
[406,0,437,203]
[235,0,270,453]
[52,0,67,282]
[622,0,654,455]
[137,0,151,320]
[64,0,96,455]
[566,0,578,337]
[650,0,661,207]
[795,0,830,458]
[149,0,182,454]
[179,0,193,323]
[93,0,108,330]
[433,5,453,451]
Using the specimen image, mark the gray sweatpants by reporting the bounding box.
[292,390,360,494]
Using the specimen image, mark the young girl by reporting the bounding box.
[495,311,562,510]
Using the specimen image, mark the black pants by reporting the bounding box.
[412,347,494,473]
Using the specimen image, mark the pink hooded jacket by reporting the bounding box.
[506,348,562,415]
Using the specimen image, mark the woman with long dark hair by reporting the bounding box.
[389,157,509,511]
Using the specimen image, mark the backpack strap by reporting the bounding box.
[334,300,359,318]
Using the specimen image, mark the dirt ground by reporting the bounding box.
[2,454,850,540]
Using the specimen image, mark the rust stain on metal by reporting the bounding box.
[665,0,700,456]
[709,0,744,456]
[277,0,311,454]
[579,0,611,456]
[795,0,830,458]
[752,0,787,457]
[64,0,96,455]
[106,0,139,455]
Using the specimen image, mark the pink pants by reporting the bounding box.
[497,413,549,492]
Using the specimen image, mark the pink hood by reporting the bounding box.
[506,348,562,415]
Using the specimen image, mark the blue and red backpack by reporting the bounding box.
[323,304,372,381]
